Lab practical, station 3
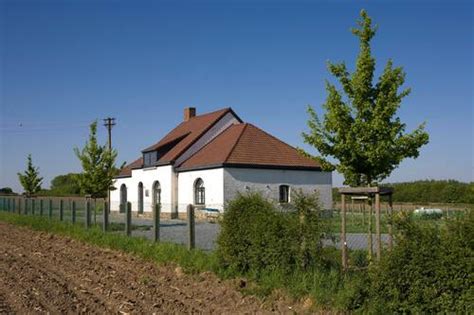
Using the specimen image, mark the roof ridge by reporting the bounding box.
[191,107,230,119]
[223,123,248,163]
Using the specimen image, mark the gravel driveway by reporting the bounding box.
[107,213,389,252]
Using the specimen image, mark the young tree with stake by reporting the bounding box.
[302,10,429,187]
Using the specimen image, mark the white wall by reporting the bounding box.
[223,168,333,209]
[177,168,224,212]
[110,165,174,213]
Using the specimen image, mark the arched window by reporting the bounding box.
[279,185,290,203]
[120,184,127,213]
[138,182,144,214]
[152,181,161,206]
[194,178,205,205]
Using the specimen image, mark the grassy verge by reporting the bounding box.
[0,212,217,274]
[0,211,369,311]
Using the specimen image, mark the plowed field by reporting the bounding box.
[0,222,297,314]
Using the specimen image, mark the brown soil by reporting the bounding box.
[0,222,303,314]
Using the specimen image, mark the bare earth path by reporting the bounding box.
[0,222,296,314]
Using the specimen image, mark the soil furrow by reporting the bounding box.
[0,222,299,313]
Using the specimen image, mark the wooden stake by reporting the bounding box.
[125,202,132,236]
[388,194,393,250]
[85,199,91,229]
[375,192,381,261]
[103,201,109,232]
[72,201,76,224]
[341,194,348,271]
[48,199,53,219]
[59,199,64,221]
[368,197,373,261]
[187,204,195,250]
[154,203,161,242]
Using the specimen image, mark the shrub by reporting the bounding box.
[216,191,331,275]
[369,210,474,313]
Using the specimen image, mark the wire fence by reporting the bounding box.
[0,196,215,251]
[0,195,469,261]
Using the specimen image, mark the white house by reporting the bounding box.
[110,107,332,217]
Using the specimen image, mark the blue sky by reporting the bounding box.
[1,0,472,192]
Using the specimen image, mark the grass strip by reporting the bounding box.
[0,212,218,274]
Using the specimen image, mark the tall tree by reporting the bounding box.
[302,10,429,186]
[74,121,121,198]
[17,154,43,196]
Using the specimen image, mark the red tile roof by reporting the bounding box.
[116,109,322,178]
[117,157,143,177]
[117,108,241,177]
[142,108,237,163]
[178,123,322,171]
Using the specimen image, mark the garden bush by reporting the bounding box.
[368,210,474,313]
[216,191,331,275]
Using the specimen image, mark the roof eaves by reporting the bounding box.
[176,162,322,173]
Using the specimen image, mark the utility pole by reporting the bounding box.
[103,117,116,213]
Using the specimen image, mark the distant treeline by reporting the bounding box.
[333,180,474,204]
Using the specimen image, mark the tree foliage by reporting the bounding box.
[50,173,82,195]
[0,187,14,195]
[36,173,82,196]
[74,121,121,198]
[302,10,429,186]
[17,154,43,196]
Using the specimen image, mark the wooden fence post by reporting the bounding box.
[39,199,44,216]
[153,203,161,242]
[368,197,373,261]
[48,199,53,219]
[388,194,393,251]
[12,198,16,213]
[24,198,28,215]
[341,194,348,271]
[187,204,195,250]
[72,201,76,224]
[375,192,381,261]
[59,199,64,221]
[31,199,36,215]
[125,202,132,236]
[85,199,91,229]
[102,201,109,232]
[18,197,22,215]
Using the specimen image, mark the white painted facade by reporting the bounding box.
[110,165,174,213]
[111,166,332,214]
[177,168,224,212]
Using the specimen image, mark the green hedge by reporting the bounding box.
[216,192,332,274]
[369,210,474,313]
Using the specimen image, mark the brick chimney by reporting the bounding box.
[184,107,196,121]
